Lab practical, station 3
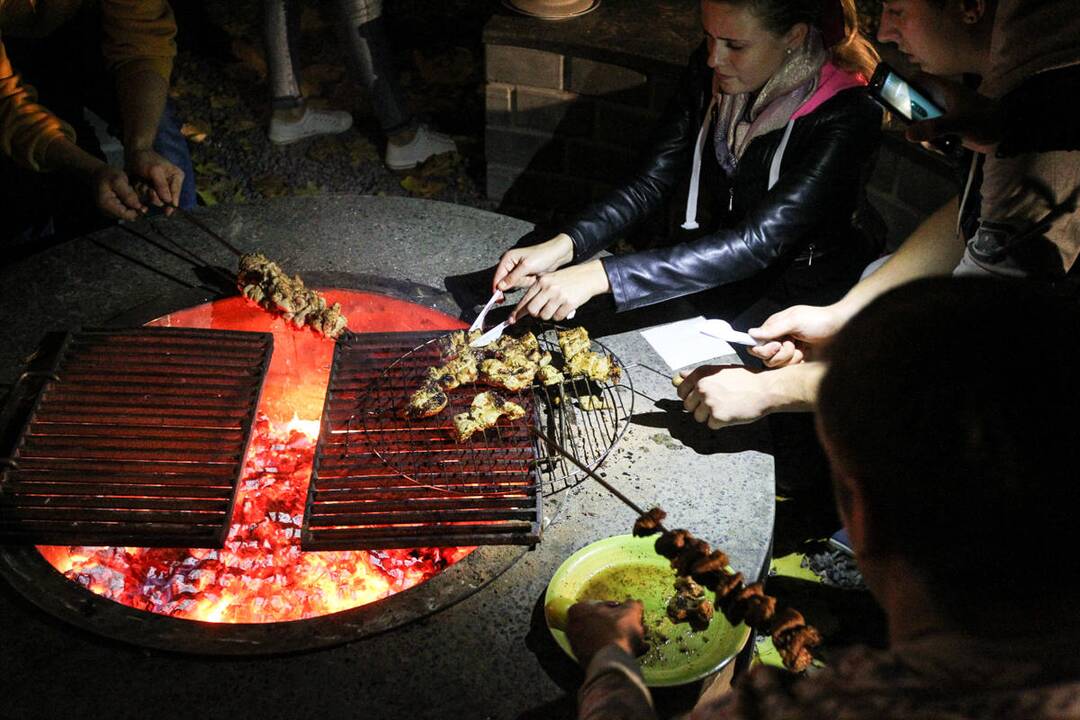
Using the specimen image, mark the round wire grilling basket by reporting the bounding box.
[344,323,634,497]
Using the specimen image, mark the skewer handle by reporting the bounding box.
[529,425,664,531]
[177,209,244,257]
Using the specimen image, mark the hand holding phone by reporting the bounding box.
[868,63,961,153]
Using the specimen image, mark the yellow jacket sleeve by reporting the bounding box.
[0,35,75,170]
[100,0,177,84]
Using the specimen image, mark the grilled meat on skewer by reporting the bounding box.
[632,507,667,537]
[634,509,821,672]
[237,252,347,338]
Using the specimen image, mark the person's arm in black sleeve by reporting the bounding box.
[602,90,882,312]
[559,44,708,262]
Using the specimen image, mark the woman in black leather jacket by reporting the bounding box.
[494,0,883,334]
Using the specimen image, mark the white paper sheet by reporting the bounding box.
[640,316,738,371]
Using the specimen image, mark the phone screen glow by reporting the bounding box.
[881,72,944,121]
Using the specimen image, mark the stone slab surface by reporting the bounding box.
[0,195,773,720]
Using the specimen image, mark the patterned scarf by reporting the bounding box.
[714,30,827,176]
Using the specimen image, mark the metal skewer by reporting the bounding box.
[176,208,244,257]
[529,425,667,533]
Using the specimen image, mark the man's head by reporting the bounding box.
[877,0,995,75]
[817,277,1080,636]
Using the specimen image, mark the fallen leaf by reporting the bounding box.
[306,137,340,164]
[230,39,267,79]
[294,181,324,197]
[344,136,379,167]
[196,188,218,206]
[195,161,229,177]
[181,120,211,143]
[171,76,209,99]
[253,174,289,198]
[400,175,446,198]
[210,94,239,109]
[230,119,259,133]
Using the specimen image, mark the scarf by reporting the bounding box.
[713,30,827,176]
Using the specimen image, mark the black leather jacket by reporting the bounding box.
[561,43,883,312]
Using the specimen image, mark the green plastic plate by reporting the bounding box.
[545,534,750,687]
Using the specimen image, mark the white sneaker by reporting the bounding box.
[268,108,353,145]
[385,123,457,170]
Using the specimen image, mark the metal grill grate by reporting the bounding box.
[303,330,543,550]
[0,327,273,547]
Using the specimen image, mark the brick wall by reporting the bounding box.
[484,43,679,228]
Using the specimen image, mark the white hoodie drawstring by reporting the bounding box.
[682,97,797,231]
[681,94,718,230]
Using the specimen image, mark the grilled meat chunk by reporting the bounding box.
[577,394,606,410]
[479,357,538,392]
[557,326,591,360]
[237,253,347,338]
[452,391,527,442]
[567,350,621,383]
[403,381,449,419]
[536,364,565,386]
[666,576,714,631]
[633,507,667,537]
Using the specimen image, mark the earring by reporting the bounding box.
[786,47,793,55]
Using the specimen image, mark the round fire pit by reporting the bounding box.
[0,282,535,654]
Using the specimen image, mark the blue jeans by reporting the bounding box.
[154,99,198,210]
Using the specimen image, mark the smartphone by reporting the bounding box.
[868,63,960,153]
[868,62,944,121]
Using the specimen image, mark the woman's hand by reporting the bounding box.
[509,260,610,323]
[566,600,646,667]
[746,303,846,368]
[493,234,575,292]
[125,148,185,214]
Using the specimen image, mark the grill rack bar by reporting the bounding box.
[0,327,273,547]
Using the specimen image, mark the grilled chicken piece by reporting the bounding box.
[567,351,621,383]
[237,252,347,338]
[479,358,538,392]
[452,391,527,442]
[428,352,479,390]
[666,576,714,631]
[439,330,483,359]
[536,364,565,386]
[557,327,591,360]
[577,394,605,411]
[403,381,449,419]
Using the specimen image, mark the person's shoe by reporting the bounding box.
[268,109,353,145]
[385,124,457,170]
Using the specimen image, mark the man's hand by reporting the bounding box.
[509,260,610,323]
[90,164,146,221]
[676,365,784,428]
[905,73,1002,154]
[566,600,646,668]
[747,303,845,368]
[125,148,184,214]
[494,234,575,292]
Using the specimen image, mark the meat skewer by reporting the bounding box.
[636,509,822,672]
[175,207,244,257]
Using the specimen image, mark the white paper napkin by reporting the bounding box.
[640,316,739,371]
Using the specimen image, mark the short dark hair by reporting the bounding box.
[817,277,1080,632]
